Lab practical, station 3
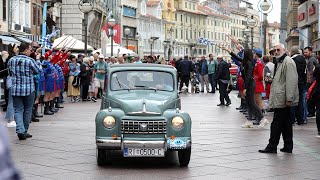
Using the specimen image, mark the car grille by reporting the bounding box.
[121,120,167,134]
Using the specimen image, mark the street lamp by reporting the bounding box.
[247,15,258,49]
[149,37,159,55]
[258,0,273,55]
[78,0,94,55]
[124,27,131,49]
[107,17,117,56]
[135,32,141,55]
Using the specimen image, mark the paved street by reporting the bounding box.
[2,92,320,180]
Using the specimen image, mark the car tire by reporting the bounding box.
[97,148,110,166]
[178,147,191,167]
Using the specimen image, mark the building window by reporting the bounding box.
[189,3,191,9]
[176,29,178,38]
[190,30,192,39]
[180,15,183,22]
[193,4,195,10]
[3,0,6,21]
[181,29,183,39]
[186,30,188,39]
[186,48,188,54]
[123,6,136,18]
[185,16,187,23]
[32,4,37,26]
[185,2,187,8]
[203,49,207,55]
[175,13,177,21]
[198,49,202,55]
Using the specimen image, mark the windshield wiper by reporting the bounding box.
[115,76,130,91]
[134,85,157,91]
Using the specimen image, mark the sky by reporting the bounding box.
[249,0,281,23]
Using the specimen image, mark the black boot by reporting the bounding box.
[44,102,54,115]
[33,104,43,117]
[236,99,244,110]
[50,100,59,113]
[55,97,64,108]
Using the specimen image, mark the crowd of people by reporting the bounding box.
[0,34,320,156]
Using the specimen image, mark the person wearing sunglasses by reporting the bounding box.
[259,43,299,154]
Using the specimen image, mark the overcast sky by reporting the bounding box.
[249,0,281,23]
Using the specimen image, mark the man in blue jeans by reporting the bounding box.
[208,54,218,93]
[8,42,41,140]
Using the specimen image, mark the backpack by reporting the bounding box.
[72,76,81,87]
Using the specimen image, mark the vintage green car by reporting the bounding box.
[95,64,192,166]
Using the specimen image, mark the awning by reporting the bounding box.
[15,36,33,43]
[0,35,21,45]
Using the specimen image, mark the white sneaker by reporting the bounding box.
[7,121,17,128]
[241,121,253,128]
[316,134,320,139]
[258,118,269,128]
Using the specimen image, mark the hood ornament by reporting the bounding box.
[142,99,147,113]
[127,99,161,115]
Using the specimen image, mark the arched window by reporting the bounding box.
[141,1,146,15]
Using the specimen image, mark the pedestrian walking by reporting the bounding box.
[177,55,194,92]
[259,43,299,154]
[304,46,318,118]
[92,54,108,102]
[290,46,307,125]
[199,56,209,93]
[207,54,218,93]
[7,42,41,140]
[215,55,231,107]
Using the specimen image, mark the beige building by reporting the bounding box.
[198,5,231,59]
[174,0,208,58]
[267,22,280,50]
[0,0,8,34]
[285,0,300,51]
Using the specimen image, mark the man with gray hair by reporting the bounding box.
[259,43,299,154]
[290,46,307,125]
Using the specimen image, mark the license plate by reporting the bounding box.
[123,148,165,157]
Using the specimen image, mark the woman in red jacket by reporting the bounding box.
[253,49,265,118]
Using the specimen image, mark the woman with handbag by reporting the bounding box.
[67,55,81,102]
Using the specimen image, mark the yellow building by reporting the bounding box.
[174,0,208,58]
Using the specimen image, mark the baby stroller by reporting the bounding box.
[190,72,200,93]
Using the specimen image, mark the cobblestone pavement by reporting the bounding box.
[2,92,320,180]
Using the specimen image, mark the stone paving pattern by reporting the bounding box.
[2,92,320,180]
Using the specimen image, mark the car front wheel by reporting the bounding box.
[178,147,191,167]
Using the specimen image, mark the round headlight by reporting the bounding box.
[103,116,116,128]
[172,116,184,129]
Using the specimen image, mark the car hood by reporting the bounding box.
[111,92,177,115]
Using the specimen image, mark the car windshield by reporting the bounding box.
[110,71,174,92]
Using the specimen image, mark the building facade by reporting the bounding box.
[137,0,166,57]
[286,0,300,50]
[0,0,8,34]
[267,22,281,50]
[280,0,288,46]
[174,0,208,58]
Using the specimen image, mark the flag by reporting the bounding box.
[41,2,47,55]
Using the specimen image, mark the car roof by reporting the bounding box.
[110,63,175,69]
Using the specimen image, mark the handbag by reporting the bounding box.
[307,80,317,101]
[6,69,12,89]
[72,76,81,87]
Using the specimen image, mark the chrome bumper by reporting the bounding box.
[96,136,191,150]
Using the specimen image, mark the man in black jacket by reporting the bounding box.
[178,55,194,92]
[291,46,307,125]
[215,55,231,106]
